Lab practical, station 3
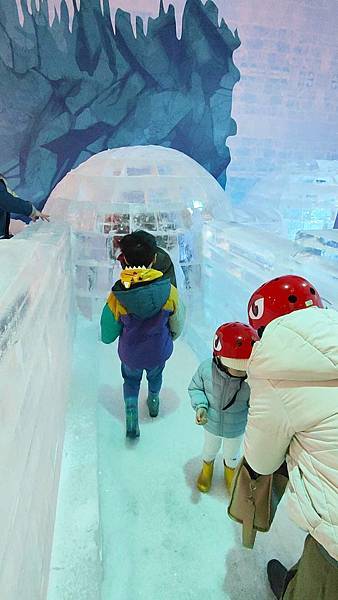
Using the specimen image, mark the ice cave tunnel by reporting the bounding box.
[45,145,233,319]
[1,146,338,600]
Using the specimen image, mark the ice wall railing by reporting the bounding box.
[236,160,338,241]
[295,229,338,262]
[188,220,338,360]
[0,223,74,600]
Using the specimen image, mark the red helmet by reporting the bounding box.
[248,275,323,332]
[213,322,259,366]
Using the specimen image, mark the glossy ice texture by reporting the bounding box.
[0,223,74,599]
[236,161,338,240]
[188,220,338,358]
[45,145,232,317]
[45,199,338,600]
[295,228,338,261]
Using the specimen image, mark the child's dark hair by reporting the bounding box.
[120,230,157,267]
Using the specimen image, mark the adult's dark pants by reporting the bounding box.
[282,535,338,599]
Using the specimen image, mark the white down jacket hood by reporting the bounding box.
[244,307,338,560]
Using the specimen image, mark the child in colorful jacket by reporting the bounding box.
[189,322,258,492]
[101,231,185,439]
[118,230,177,287]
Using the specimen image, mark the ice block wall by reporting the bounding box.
[296,229,338,262]
[224,0,338,198]
[0,223,74,599]
[45,146,232,319]
[189,221,338,359]
[235,160,338,239]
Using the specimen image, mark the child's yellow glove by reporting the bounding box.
[195,407,208,425]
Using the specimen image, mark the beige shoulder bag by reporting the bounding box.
[228,458,288,548]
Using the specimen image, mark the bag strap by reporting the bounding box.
[222,379,245,411]
[242,484,257,549]
[222,394,238,411]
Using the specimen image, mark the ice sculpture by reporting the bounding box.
[189,221,338,359]
[0,222,73,599]
[236,161,338,240]
[45,145,231,319]
[295,229,338,262]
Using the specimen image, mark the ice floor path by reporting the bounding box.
[97,332,305,600]
[49,320,306,600]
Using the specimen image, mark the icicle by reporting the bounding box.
[15,0,24,26]
[47,0,56,26]
[162,0,171,13]
[144,15,150,36]
[16,0,234,41]
[65,0,75,31]
[139,15,146,36]
[54,0,61,21]
[130,11,137,38]
[218,7,222,27]
[163,0,182,38]
[108,0,116,34]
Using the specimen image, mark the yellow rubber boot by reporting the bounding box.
[224,463,235,491]
[197,461,214,493]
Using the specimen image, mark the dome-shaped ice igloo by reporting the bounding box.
[236,160,338,240]
[45,145,232,319]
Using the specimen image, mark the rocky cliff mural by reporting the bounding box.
[0,0,240,209]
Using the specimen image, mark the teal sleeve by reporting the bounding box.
[100,303,123,344]
[188,366,209,411]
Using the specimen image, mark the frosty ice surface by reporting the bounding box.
[45,146,232,319]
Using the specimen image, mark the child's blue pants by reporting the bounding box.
[121,363,166,404]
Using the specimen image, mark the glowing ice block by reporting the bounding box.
[0,223,74,599]
[236,161,338,240]
[295,229,338,262]
[188,221,338,358]
[45,145,231,318]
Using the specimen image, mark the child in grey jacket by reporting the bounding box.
[188,322,258,492]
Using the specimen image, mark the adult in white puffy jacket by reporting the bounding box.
[245,275,338,600]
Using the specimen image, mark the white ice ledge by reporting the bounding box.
[0,223,74,599]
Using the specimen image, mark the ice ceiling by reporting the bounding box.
[15,0,230,36]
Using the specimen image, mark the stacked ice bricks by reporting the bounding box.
[238,161,338,241]
[295,229,338,262]
[187,220,338,360]
[76,204,204,318]
[0,222,74,599]
[45,146,231,320]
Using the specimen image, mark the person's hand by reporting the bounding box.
[31,207,50,222]
[195,407,208,425]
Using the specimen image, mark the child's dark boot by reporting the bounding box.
[147,393,160,418]
[125,399,140,438]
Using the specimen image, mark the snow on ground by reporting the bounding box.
[98,333,306,600]
[49,321,306,600]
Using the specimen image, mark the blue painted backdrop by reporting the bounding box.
[0,0,240,208]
